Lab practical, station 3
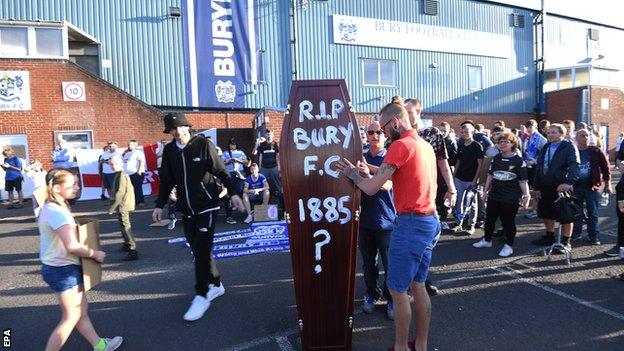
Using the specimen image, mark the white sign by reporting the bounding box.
[62,81,86,101]
[0,70,31,111]
[601,98,609,110]
[333,14,511,59]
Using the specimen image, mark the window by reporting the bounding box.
[36,28,63,57]
[0,25,66,59]
[362,59,396,87]
[468,66,482,91]
[55,131,93,150]
[0,27,28,56]
[423,0,439,16]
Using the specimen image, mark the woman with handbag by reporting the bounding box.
[39,169,122,351]
[473,132,531,257]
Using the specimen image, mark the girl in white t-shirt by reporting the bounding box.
[39,169,122,351]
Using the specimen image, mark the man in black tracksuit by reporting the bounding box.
[153,112,244,322]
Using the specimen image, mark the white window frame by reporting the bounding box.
[361,58,396,87]
[0,24,68,59]
[54,130,94,150]
[468,65,483,91]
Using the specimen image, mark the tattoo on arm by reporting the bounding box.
[345,167,364,185]
[377,163,397,178]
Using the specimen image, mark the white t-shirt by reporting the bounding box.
[38,202,80,266]
[123,149,146,175]
[100,150,121,174]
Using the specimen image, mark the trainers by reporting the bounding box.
[524,210,538,219]
[122,250,139,261]
[100,194,109,200]
[425,280,439,296]
[604,246,620,257]
[99,336,123,351]
[553,242,572,254]
[207,283,225,301]
[475,221,484,229]
[226,217,237,225]
[119,244,131,252]
[586,237,601,245]
[244,213,254,224]
[183,295,210,321]
[363,295,375,313]
[473,238,492,248]
[167,218,177,230]
[461,227,476,236]
[498,244,513,257]
[386,301,394,320]
[531,235,555,246]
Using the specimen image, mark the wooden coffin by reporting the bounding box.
[279,79,362,350]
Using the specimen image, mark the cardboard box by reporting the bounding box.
[253,204,279,222]
[76,218,102,291]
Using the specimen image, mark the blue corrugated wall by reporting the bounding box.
[1,0,547,113]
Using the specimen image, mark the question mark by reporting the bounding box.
[313,229,331,274]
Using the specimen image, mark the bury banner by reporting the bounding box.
[182,0,260,108]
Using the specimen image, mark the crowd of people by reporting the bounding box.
[347,96,623,351]
[3,102,624,350]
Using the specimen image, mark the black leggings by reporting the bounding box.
[484,199,519,246]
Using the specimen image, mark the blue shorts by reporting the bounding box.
[41,264,83,293]
[102,173,116,189]
[387,213,441,292]
[248,193,264,204]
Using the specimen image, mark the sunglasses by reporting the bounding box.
[380,117,394,131]
[367,130,383,135]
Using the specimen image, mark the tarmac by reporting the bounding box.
[1,182,624,350]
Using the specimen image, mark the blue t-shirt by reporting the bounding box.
[3,156,23,181]
[360,149,396,231]
[245,173,267,190]
[577,149,591,186]
[222,149,247,172]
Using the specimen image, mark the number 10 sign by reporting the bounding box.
[62,81,86,102]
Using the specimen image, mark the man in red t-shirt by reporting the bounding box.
[338,103,440,351]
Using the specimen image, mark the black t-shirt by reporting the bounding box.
[455,141,484,182]
[488,153,528,204]
[258,141,279,168]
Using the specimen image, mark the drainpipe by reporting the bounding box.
[290,0,299,80]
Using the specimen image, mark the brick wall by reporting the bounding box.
[545,87,583,123]
[0,59,164,169]
[545,86,624,159]
[589,86,624,159]
[0,59,261,169]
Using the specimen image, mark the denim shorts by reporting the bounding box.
[387,213,441,292]
[41,264,83,293]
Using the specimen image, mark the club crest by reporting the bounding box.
[215,80,236,103]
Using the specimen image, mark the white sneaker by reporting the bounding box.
[244,213,253,224]
[472,238,492,248]
[207,283,225,301]
[167,218,177,230]
[183,295,210,321]
[499,244,514,257]
[100,336,123,351]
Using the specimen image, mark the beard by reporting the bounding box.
[388,127,402,142]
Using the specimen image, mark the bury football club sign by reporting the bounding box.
[182,0,260,108]
[0,70,31,111]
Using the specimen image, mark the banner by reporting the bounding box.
[182,0,260,108]
[0,70,31,110]
[74,144,160,201]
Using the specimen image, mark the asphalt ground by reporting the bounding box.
[1,182,624,351]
